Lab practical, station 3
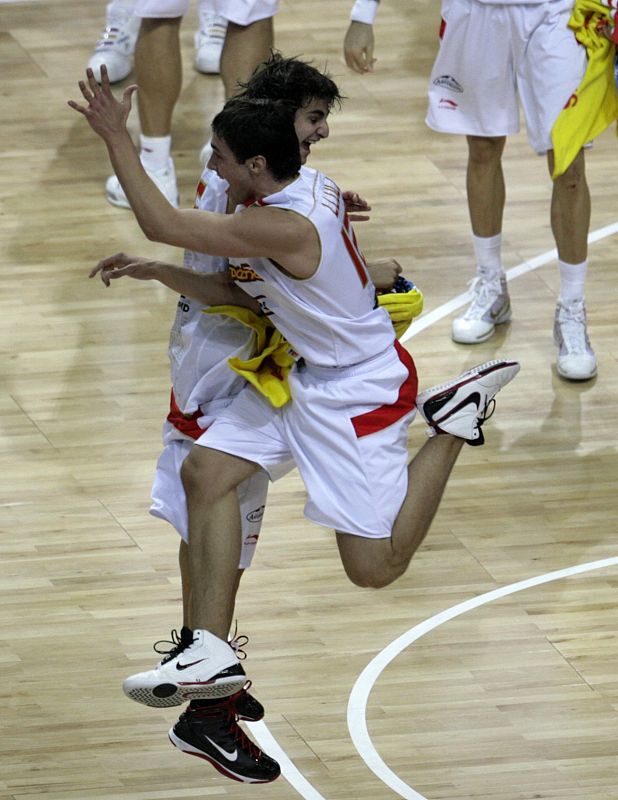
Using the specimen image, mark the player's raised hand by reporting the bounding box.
[68,65,137,141]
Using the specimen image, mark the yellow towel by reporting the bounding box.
[204,285,424,408]
[551,0,618,178]
[377,285,424,339]
[203,305,295,407]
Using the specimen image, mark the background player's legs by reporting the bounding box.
[549,148,589,265]
[336,435,464,588]
[220,16,274,98]
[452,135,511,344]
[466,135,506,238]
[547,148,596,380]
[135,17,182,138]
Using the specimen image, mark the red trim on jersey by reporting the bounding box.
[439,17,446,39]
[341,222,369,287]
[351,341,418,438]
[167,389,206,440]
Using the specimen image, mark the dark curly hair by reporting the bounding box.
[211,97,301,181]
[237,52,344,112]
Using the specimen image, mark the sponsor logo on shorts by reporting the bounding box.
[177,295,190,313]
[433,75,463,93]
[246,505,265,524]
[438,97,459,111]
[229,263,263,282]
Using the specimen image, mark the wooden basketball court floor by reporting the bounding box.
[1,1,618,798]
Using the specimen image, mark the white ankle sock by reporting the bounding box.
[558,259,587,305]
[473,233,504,282]
[139,134,172,172]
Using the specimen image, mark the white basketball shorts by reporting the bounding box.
[150,436,271,569]
[426,0,587,153]
[197,342,418,539]
[135,0,279,25]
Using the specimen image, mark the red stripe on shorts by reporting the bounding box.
[351,341,418,438]
[167,389,206,440]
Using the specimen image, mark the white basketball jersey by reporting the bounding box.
[167,168,254,432]
[229,166,394,368]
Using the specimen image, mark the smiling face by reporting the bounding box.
[294,98,330,164]
[207,133,254,203]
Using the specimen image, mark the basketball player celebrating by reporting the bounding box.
[69,69,520,779]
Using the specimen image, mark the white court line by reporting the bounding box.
[248,220,618,799]
[247,720,328,800]
[348,558,618,800]
[401,221,618,343]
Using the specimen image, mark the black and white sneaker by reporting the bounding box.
[415,359,520,446]
[232,685,264,722]
[169,698,280,783]
[122,628,247,708]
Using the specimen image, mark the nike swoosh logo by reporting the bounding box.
[436,392,481,424]
[176,658,207,671]
[206,736,238,762]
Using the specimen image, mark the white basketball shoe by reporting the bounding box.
[415,359,520,446]
[194,11,227,74]
[123,628,247,708]
[452,275,511,344]
[87,1,140,84]
[105,159,179,209]
[553,299,597,381]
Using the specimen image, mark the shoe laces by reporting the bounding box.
[154,628,191,664]
[477,397,496,428]
[556,300,589,354]
[228,623,249,660]
[94,8,133,49]
[463,276,503,319]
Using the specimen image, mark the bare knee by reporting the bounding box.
[336,534,409,588]
[467,135,506,168]
[180,448,222,503]
[343,564,403,589]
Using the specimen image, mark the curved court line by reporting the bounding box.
[347,556,618,800]
[247,720,328,800]
[242,220,618,800]
[401,221,618,343]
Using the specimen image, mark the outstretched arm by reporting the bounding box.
[89,252,260,311]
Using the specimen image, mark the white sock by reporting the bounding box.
[558,259,587,305]
[473,233,504,282]
[139,134,172,172]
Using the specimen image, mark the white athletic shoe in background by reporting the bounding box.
[451,275,511,344]
[194,12,227,74]
[123,628,247,707]
[415,359,520,446]
[105,159,179,209]
[87,1,140,84]
[554,299,597,381]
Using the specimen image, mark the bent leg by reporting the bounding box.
[337,434,464,588]
[181,445,259,638]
